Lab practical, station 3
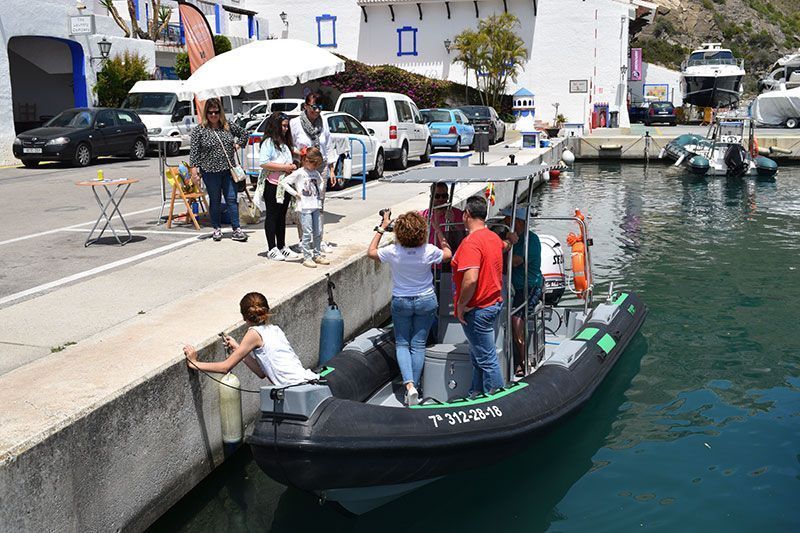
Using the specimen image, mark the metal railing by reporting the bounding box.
[339,137,368,200]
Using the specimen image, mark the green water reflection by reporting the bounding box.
[150,163,800,532]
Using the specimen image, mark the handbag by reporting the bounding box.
[238,187,262,225]
[214,130,247,183]
[341,153,353,182]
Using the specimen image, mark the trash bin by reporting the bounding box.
[473,131,490,153]
[609,111,619,128]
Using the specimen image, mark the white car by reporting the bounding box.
[335,91,431,170]
[243,111,384,180]
[236,99,305,131]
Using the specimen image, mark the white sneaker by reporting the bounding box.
[302,259,317,269]
[320,241,333,254]
[405,386,419,406]
[267,247,284,261]
[281,246,301,261]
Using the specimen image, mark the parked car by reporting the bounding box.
[245,111,384,180]
[644,101,676,126]
[240,99,305,132]
[421,108,475,151]
[457,105,506,144]
[13,108,148,168]
[335,92,431,170]
[122,80,195,156]
[628,105,648,124]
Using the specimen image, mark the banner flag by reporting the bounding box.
[630,48,643,81]
[178,1,215,119]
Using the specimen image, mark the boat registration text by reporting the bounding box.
[428,406,503,428]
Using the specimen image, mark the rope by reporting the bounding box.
[579,137,603,152]
[620,136,643,155]
[185,355,262,393]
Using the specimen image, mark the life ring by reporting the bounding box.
[566,231,588,297]
[750,137,759,158]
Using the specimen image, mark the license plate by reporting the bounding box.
[23,148,42,154]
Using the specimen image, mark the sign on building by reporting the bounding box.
[630,48,642,81]
[569,80,588,93]
[69,15,95,35]
[643,84,669,101]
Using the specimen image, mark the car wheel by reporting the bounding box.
[391,143,409,170]
[166,140,181,156]
[369,150,385,179]
[420,140,431,163]
[21,159,39,168]
[131,138,147,160]
[73,143,91,167]
[452,137,462,152]
[489,126,497,144]
[786,118,799,129]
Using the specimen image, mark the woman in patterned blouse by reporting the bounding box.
[189,98,249,242]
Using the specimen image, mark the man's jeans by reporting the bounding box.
[462,301,504,394]
[299,209,322,260]
[391,293,438,388]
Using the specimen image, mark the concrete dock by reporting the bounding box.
[0,139,564,532]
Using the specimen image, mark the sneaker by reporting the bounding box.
[405,386,419,406]
[212,229,223,241]
[302,259,318,269]
[231,228,248,242]
[313,256,331,265]
[267,247,285,261]
[320,241,334,254]
[289,244,302,254]
[281,247,301,261]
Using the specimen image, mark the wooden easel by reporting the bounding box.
[166,166,209,230]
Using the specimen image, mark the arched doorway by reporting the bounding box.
[8,36,87,133]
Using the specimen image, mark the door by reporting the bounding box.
[171,101,194,144]
[115,110,143,150]
[394,100,416,155]
[325,114,351,176]
[409,102,427,155]
[343,114,374,175]
[93,109,122,154]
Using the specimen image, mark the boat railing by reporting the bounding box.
[683,58,743,68]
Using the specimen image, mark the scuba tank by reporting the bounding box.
[319,273,344,364]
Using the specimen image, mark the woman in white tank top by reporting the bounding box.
[183,292,318,387]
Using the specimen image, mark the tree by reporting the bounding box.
[175,35,233,80]
[452,13,528,109]
[94,51,151,107]
[99,0,171,41]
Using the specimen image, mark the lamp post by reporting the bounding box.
[444,38,451,54]
[279,11,288,37]
[91,37,112,63]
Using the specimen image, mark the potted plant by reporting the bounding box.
[545,114,566,138]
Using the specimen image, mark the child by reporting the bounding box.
[280,147,330,268]
[183,292,319,387]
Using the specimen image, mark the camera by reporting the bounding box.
[378,209,394,232]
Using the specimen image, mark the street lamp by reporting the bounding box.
[91,37,112,62]
[444,38,452,54]
[620,64,628,80]
[279,11,288,27]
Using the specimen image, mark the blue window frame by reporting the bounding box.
[214,3,221,34]
[397,26,418,57]
[316,14,337,48]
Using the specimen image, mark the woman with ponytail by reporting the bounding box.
[183,292,318,386]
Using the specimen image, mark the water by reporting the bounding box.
[150,163,800,532]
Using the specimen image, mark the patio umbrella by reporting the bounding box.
[184,39,345,100]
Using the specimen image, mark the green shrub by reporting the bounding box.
[94,51,151,107]
[632,38,689,70]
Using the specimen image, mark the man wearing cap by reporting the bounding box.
[452,196,517,395]
[501,207,543,376]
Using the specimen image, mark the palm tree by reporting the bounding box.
[99,0,171,41]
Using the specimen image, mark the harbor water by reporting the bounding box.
[149,163,800,532]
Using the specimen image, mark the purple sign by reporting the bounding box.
[630,48,642,81]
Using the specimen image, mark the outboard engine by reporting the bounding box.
[539,234,566,305]
[724,144,749,178]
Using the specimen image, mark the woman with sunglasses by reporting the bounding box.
[189,98,249,242]
[257,112,300,261]
[420,182,464,245]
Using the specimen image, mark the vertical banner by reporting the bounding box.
[630,48,642,81]
[178,1,215,119]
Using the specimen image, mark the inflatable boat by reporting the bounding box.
[246,166,648,513]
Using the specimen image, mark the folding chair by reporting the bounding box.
[166,166,209,230]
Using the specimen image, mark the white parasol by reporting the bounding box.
[184,39,345,100]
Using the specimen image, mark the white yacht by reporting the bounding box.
[680,43,745,108]
[758,49,800,92]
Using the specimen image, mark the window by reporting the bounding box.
[397,26,418,57]
[96,110,116,127]
[454,112,463,124]
[421,110,451,123]
[116,111,135,124]
[410,103,422,123]
[121,92,178,115]
[339,97,389,122]
[343,115,368,136]
[394,101,413,123]
[316,14,337,48]
[327,115,349,134]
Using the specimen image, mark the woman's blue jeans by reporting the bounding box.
[202,169,239,229]
[462,301,504,395]
[391,293,438,388]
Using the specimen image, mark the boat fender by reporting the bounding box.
[599,144,622,150]
[220,373,243,446]
[549,169,561,180]
[566,232,588,297]
[319,274,344,364]
[769,146,792,155]
[561,149,575,166]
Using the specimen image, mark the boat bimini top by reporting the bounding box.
[380,163,551,184]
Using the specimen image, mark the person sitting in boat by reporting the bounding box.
[368,210,452,405]
[420,182,464,246]
[501,207,543,377]
[182,292,319,386]
[453,196,517,396]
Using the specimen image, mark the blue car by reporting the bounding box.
[421,108,475,151]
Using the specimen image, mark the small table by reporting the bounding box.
[149,135,181,224]
[75,178,139,246]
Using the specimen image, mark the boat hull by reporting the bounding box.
[247,293,647,494]
[682,74,743,108]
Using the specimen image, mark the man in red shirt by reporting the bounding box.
[452,195,517,395]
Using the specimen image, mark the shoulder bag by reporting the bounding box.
[214,129,247,183]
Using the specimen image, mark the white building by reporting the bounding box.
[249,0,658,130]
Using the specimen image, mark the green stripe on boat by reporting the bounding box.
[319,367,335,377]
[575,327,600,341]
[597,334,617,354]
[411,382,529,409]
[613,292,629,306]
[628,304,636,315]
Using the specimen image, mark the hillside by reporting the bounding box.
[631,0,800,92]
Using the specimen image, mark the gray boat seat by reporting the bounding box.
[422,343,473,401]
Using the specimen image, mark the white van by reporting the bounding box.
[335,92,431,169]
[122,80,194,156]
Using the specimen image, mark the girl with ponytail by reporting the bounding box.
[183,292,318,386]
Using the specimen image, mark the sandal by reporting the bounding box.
[514,366,525,378]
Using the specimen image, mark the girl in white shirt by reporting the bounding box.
[368,211,452,405]
[183,292,318,387]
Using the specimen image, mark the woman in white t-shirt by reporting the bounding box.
[368,211,452,405]
[183,292,318,387]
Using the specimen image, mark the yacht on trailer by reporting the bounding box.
[681,43,745,108]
